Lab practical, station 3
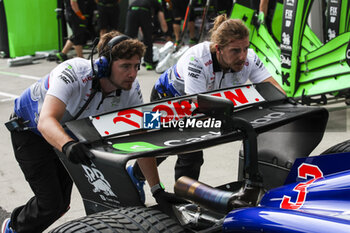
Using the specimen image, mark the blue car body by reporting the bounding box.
[223,152,350,232]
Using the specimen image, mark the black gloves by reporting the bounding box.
[62,141,94,165]
[153,189,185,205]
[153,188,186,218]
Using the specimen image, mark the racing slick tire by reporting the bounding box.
[321,139,350,154]
[49,206,184,233]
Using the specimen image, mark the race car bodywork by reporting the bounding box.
[224,152,350,232]
[49,82,350,233]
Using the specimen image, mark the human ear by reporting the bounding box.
[215,44,220,53]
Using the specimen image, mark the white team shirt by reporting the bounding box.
[175,41,271,95]
[15,57,143,133]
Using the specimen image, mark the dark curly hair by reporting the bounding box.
[97,30,146,61]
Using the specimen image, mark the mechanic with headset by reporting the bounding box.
[3,31,181,233]
[128,15,285,185]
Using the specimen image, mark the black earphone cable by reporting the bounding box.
[90,37,99,81]
[72,38,100,120]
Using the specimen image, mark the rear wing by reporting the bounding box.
[59,83,328,214]
[64,83,328,160]
[66,83,283,143]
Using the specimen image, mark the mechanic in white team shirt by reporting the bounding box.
[3,31,180,233]
[130,14,285,184]
[155,15,284,97]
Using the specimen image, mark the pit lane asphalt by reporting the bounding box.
[0,56,349,232]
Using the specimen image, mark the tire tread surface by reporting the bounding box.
[321,140,350,154]
[49,206,184,233]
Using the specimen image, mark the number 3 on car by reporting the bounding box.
[280,164,323,210]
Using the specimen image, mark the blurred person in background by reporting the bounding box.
[96,0,120,37]
[125,0,168,71]
[56,0,95,62]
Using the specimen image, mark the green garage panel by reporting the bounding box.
[3,0,58,57]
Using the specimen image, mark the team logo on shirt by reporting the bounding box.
[81,75,93,83]
[254,56,262,68]
[188,72,200,79]
[188,66,201,74]
[204,59,213,66]
[59,66,78,84]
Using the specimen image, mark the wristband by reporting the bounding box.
[62,140,76,154]
[151,182,165,195]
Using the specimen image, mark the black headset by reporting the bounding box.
[92,35,130,79]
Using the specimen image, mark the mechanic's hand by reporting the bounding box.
[153,189,185,205]
[257,11,265,25]
[62,141,94,165]
[153,189,187,218]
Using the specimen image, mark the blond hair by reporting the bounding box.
[209,14,250,52]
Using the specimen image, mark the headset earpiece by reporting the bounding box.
[94,56,109,79]
[93,34,131,79]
